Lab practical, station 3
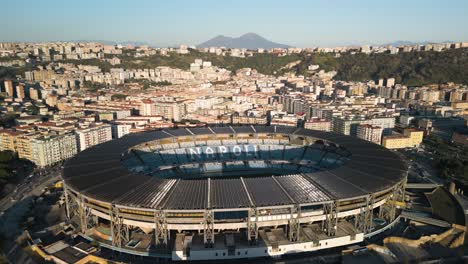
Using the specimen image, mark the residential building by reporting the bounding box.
[0,130,23,152]
[382,129,424,149]
[4,80,14,97]
[46,94,58,107]
[270,114,298,127]
[16,84,25,99]
[16,133,39,160]
[139,99,156,116]
[333,116,395,136]
[154,98,187,122]
[231,115,267,125]
[111,123,131,139]
[32,69,56,81]
[367,117,395,136]
[386,78,395,87]
[29,87,40,100]
[357,124,383,144]
[31,134,78,167]
[75,124,112,151]
[304,118,332,132]
[332,117,365,136]
[195,96,223,110]
[399,115,415,127]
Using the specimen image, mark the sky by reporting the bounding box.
[1,0,468,47]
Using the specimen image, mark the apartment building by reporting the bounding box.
[356,124,383,144]
[139,99,156,116]
[304,118,332,132]
[31,134,78,167]
[75,124,112,151]
[111,123,131,139]
[195,96,223,110]
[154,99,187,122]
[332,116,395,136]
[4,80,14,97]
[231,115,267,125]
[0,130,23,152]
[332,117,365,136]
[16,133,40,160]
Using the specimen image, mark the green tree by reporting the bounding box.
[111,93,128,100]
[26,105,40,115]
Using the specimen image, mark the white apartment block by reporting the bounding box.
[195,96,223,110]
[76,124,112,151]
[356,124,383,144]
[140,100,156,116]
[112,123,131,139]
[154,100,187,122]
[304,119,332,132]
[399,115,415,127]
[332,116,395,136]
[270,114,298,127]
[31,134,78,167]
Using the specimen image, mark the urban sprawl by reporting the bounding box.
[1,41,468,168]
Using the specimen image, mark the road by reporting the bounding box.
[0,166,62,263]
[0,167,61,215]
[397,149,443,185]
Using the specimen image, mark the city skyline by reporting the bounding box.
[2,0,468,47]
[1,2,468,261]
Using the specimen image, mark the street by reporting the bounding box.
[0,166,61,213]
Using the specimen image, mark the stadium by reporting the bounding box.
[62,125,407,261]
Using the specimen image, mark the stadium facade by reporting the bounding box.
[62,126,407,261]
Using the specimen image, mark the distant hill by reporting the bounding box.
[67,40,154,47]
[198,33,290,49]
[382,40,454,47]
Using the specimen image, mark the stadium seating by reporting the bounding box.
[123,139,347,180]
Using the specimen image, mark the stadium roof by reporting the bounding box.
[62,126,407,210]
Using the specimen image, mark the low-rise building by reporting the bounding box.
[231,115,267,125]
[382,129,424,149]
[304,118,332,132]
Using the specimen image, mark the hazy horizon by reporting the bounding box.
[1,0,468,47]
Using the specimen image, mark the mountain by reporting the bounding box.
[198,33,291,49]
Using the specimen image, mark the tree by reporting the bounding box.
[0,113,16,128]
[26,105,40,115]
[0,151,13,163]
[111,93,127,100]
[82,81,107,92]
